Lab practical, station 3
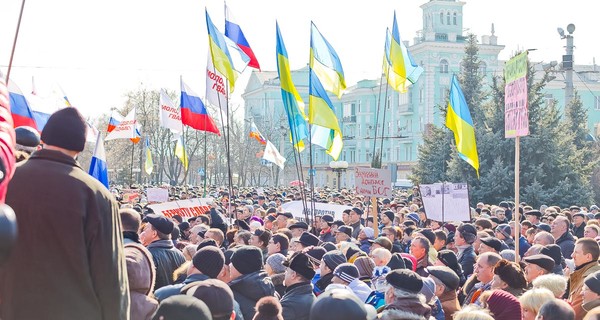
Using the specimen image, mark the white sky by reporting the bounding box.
[1,0,597,119]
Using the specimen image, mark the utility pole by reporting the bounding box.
[558,24,575,107]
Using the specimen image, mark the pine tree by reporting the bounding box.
[410,125,451,184]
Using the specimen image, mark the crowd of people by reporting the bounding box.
[2,79,600,320]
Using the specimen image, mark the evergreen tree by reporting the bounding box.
[411,125,451,184]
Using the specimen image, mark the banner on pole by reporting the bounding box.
[146,188,169,203]
[281,201,352,222]
[504,51,529,138]
[419,182,470,222]
[354,167,392,198]
[148,198,213,218]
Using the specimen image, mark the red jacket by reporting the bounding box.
[0,79,16,203]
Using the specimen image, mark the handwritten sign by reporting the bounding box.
[122,189,140,203]
[354,167,392,198]
[148,198,213,218]
[505,51,529,138]
[146,188,169,203]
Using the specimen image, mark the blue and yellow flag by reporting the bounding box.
[446,75,479,177]
[276,22,309,151]
[175,135,188,170]
[309,22,346,98]
[145,137,153,175]
[384,12,423,92]
[309,22,344,160]
[206,9,237,92]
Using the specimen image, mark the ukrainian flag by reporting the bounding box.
[309,22,346,99]
[308,22,344,160]
[276,22,309,151]
[385,12,423,92]
[175,135,188,170]
[145,137,153,175]
[206,10,237,92]
[446,75,479,177]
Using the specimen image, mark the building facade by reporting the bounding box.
[242,0,600,189]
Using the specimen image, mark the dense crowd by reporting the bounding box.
[2,79,600,320]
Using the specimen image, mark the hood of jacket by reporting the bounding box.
[229,271,275,301]
[147,239,175,249]
[125,243,156,295]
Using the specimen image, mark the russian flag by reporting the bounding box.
[89,132,109,188]
[180,79,220,135]
[107,111,123,132]
[225,4,260,70]
[8,81,38,130]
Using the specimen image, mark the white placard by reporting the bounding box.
[148,198,213,218]
[354,167,392,198]
[281,201,352,223]
[419,183,471,222]
[146,188,169,203]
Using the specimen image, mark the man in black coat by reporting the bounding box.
[280,252,316,320]
[2,108,129,320]
[140,214,186,289]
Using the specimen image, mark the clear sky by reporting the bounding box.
[0,0,597,119]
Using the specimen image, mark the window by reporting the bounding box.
[447,12,451,25]
[479,62,487,75]
[387,95,392,109]
[453,12,457,25]
[405,145,411,161]
[419,88,424,103]
[407,119,412,132]
[440,59,449,74]
[595,96,600,110]
[440,12,444,24]
[343,103,355,117]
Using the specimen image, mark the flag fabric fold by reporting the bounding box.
[275,22,309,151]
[181,79,220,135]
[446,75,480,177]
[384,12,424,92]
[309,22,346,99]
[107,110,124,133]
[309,22,344,160]
[249,121,267,145]
[206,10,237,93]
[175,135,188,170]
[225,4,260,70]
[89,132,109,188]
[145,137,153,175]
[8,80,38,130]
[262,140,286,170]
[105,108,137,140]
[206,55,228,110]
[159,89,182,134]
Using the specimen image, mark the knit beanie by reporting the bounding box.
[322,250,347,271]
[41,107,87,151]
[266,253,287,274]
[192,246,225,278]
[253,296,283,320]
[353,256,375,278]
[230,245,263,275]
[486,290,522,320]
[15,126,40,153]
[333,263,360,283]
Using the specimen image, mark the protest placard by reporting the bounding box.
[354,167,392,197]
[148,198,213,218]
[281,201,352,223]
[146,188,169,203]
[419,183,471,222]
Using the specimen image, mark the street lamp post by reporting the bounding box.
[329,161,349,191]
[558,23,575,107]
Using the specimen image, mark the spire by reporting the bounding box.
[491,23,495,36]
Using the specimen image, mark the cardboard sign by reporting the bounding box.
[281,201,352,223]
[419,183,471,222]
[148,198,213,218]
[354,167,392,197]
[146,188,169,203]
[122,189,141,203]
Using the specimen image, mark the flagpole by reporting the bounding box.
[130,142,135,186]
[514,136,520,264]
[372,66,385,164]
[5,0,26,83]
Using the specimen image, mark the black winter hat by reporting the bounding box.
[540,244,563,266]
[336,225,353,237]
[289,221,309,230]
[15,126,40,152]
[322,250,347,271]
[230,246,263,275]
[387,253,406,270]
[386,269,423,294]
[310,289,368,320]
[457,223,477,244]
[523,254,555,272]
[298,232,320,247]
[480,237,503,252]
[151,295,212,320]
[41,107,87,151]
[333,263,359,283]
[427,266,460,291]
[283,252,316,280]
[143,214,174,235]
[584,270,600,295]
[382,211,395,222]
[192,246,225,278]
